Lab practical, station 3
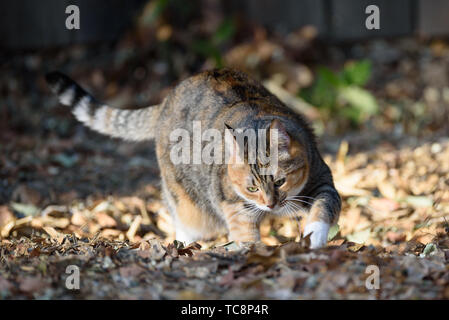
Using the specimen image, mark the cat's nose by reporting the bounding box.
[267,203,276,209]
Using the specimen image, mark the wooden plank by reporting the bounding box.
[229,0,327,36]
[418,0,449,36]
[0,0,145,49]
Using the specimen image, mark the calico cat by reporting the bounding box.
[46,68,341,249]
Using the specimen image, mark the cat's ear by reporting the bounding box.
[270,119,290,151]
[270,119,302,158]
[224,123,244,165]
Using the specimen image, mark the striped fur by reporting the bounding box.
[46,68,341,248]
[46,71,161,141]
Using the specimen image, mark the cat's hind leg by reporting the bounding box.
[161,179,198,244]
[161,177,220,245]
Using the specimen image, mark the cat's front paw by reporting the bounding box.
[303,221,330,249]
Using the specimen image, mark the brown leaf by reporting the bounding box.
[126,215,142,242]
[178,242,202,257]
[19,276,45,293]
[71,211,87,226]
[0,205,14,228]
[43,226,65,244]
[370,198,400,212]
[95,212,117,228]
[0,276,13,292]
[138,239,166,260]
[100,228,122,239]
[347,243,365,252]
[29,247,41,257]
[218,266,234,286]
[386,231,407,243]
[328,239,346,246]
[247,252,279,269]
[119,264,145,278]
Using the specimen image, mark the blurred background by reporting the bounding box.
[0,0,448,248]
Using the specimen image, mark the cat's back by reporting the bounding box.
[169,68,273,107]
[157,68,300,134]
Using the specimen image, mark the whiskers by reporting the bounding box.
[244,202,266,222]
[229,202,265,224]
[278,195,318,240]
[229,196,318,240]
[280,201,301,237]
[285,195,316,207]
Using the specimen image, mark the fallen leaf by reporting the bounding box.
[0,205,15,228]
[119,264,145,278]
[19,276,46,293]
[403,196,433,208]
[10,202,39,217]
[386,231,406,243]
[328,224,340,241]
[346,228,371,244]
[95,212,117,228]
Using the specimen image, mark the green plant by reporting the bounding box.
[192,18,236,68]
[300,60,378,125]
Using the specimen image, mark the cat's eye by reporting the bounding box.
[274,178,286,187]
[247,186,259,192]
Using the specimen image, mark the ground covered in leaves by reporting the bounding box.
[1,3,449,299]
[1,137,448,299]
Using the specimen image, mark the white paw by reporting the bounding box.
[174,227,196,246]
[303,221,330,249]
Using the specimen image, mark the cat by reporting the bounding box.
[46,68,341,249]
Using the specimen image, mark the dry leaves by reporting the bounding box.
[1,18,449,299]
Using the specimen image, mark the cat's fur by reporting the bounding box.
[46,68,341,248]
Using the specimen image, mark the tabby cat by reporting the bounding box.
[46,68,341,248]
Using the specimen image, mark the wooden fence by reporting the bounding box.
[1,0,448,49]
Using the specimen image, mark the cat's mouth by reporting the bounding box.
[258,205,277,212]
[257,203,288,214]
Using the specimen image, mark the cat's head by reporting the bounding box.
[225,119,309,214]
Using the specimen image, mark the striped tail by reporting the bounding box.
[45,71,161,141]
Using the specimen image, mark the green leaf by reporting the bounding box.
[192,40,223,67]
[212,18,236,45]
[328,224,340,241]
[300,60,377,125]
[300,67,341,111]
[342,60,372,86]
[346,228,371,244]
[422,243,436,256]
[317,66,341,87]
[338,86,379,117]
[340,106,362,124]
